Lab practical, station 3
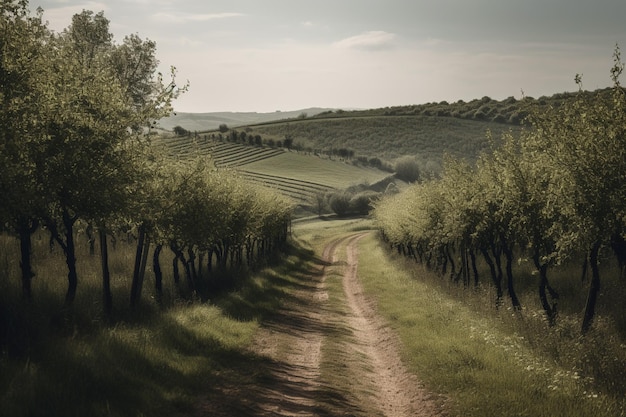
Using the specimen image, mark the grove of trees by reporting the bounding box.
[0,1,292,317]
[373,47,626,335]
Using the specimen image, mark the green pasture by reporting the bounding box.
[242,151,391,189]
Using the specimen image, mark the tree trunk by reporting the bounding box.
[153,244,163,305]
[172,255,180,284]
[491,242,505,307]
[99,228,112,317]
[481,247,502,307]
[469,248,479,287]
[130,223,150,308]
[533,252,557,326]
[501,238,521,310]
[62,208,78,307]
[582,242,602,334]
[187,248,198,284]
[170,244,194,292]
[446,244,456,280]
[86,223,95,256]
[18,218,37,303]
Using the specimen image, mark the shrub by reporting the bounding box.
[350,191,380,215]
[394,155,421,183]
[329,192,352,217]
[173,125,189,136]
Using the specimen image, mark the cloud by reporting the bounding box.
[151,12,244,24]
[333,31,396,51]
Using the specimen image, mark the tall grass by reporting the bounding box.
[354,231,625,417]
[0,230,305,416]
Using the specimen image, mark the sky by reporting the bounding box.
[30,0,626,113]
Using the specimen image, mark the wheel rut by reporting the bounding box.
[201,232,443,416]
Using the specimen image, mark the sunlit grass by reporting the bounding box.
[243,152,390,189]
[354,232,624,417]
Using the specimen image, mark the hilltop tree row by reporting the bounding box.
[0,1,292,316]
[373,48,626,335]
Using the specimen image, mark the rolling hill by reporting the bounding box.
[162,89,594,170]
[157,107,335,132]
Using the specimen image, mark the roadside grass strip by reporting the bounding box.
[354,232,621,417]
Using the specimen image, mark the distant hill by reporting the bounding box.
[228,89,601,170]
[157,107,335,131]
[161,89,606,173]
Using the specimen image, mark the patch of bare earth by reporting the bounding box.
[341,233,444,416]
[196,233,444,416]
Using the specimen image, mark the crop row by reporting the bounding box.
[159,136,286,168]
[239,170,335,203]
[211,145,284,168]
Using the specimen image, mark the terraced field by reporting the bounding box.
[157,135,284,167]
[238,170,335,204]
[156,135,390,208]
[210,142,284,168]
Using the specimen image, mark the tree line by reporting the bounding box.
[373,47,626,335]
[0,1,292,316]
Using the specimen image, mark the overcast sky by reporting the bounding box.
[30,0,626,113]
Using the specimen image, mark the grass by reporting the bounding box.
[291,218,625,416]
[243,152,391,189]
[0,231,314,417]
[3,218,623,416]
[351,230,625,417]
[247,115,516,164]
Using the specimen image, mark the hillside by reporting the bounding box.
[157,107,335,131]
[155,135,392,215]
[247,115,511,164]
[183,89,599,169]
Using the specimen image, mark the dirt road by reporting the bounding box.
[246,233,443,416]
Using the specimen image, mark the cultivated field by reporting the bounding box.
[157,134,393,208]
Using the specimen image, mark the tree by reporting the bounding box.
[33,9,182,309]
[526,49,626,333]
[0,0,48,302]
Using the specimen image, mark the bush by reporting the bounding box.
[394,155,421,183]
[350,191,380,215]
[173,125,189,136]
[329,192,352,217]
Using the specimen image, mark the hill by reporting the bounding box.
[157,107,335,131]
[227,89,599,169]
[155,135,393,216]
[159,89,600,172]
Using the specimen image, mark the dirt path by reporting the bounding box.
[208,233,443,416]
[341,233,441,416]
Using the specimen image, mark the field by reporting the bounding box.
[156,134,393,210]
[246,115,513,163]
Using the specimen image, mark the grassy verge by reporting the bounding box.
[0,232,313,417]
[353,231,624,417]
